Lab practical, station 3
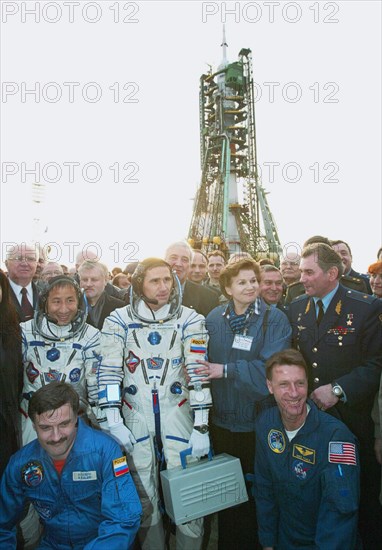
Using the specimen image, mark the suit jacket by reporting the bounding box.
[86,293,125,330]
[288,284,382,441]
[182,280,219,317]
[9,282,39,323]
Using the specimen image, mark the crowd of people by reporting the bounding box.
[0,237,381,550]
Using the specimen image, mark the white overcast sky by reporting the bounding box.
[1,0,381,271]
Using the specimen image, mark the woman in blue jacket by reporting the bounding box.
[195,258,291,549]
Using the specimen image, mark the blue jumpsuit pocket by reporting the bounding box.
[322,467,359,514]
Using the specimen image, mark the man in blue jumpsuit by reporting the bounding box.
[0,381,142,549]
[288,243,382,548]
[254,349,360,549]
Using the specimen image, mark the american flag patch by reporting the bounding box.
[328,442,357,466]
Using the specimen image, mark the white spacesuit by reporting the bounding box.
[99,258,212,550]
[20,277,101,445]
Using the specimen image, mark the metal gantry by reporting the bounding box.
[188,36,282,262]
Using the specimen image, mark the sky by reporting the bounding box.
[1,0,381,272]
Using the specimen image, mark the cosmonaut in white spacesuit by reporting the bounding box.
[20,276,101,445]
[98,257,212,550]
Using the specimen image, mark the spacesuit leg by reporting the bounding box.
[163,426,204,550]
[176,520,203,550]
[129,435,165,550]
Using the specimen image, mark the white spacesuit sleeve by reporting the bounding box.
[183,311,212,413]
[82,326,102,405]
[183,310,212,458]
[98,310,128,410]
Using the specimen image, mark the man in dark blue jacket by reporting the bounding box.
[254,349,360,549]
[0,382,142,549]
[288,243,382,548]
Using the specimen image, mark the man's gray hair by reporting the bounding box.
[78,260,109,279]
[164,241,193,260]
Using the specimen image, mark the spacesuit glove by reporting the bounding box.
[189,429,210,458]
[105,408,136,454]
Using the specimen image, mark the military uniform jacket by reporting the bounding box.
[288,285,382,439]
[254,399,360,549]
[0,419,142,549]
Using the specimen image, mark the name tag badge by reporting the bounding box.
[232,334,253,351]
[72,471,97,481]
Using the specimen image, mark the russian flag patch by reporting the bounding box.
[190,338,207,354]
[113,456,129,477]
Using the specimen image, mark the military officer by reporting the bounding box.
[288,243,382,549]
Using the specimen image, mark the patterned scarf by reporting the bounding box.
[226,299,259,335]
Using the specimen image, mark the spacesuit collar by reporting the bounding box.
[137,301,171,320]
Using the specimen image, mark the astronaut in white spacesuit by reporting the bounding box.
[99,258,212,550]
[20,276,101,445]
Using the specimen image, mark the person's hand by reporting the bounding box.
[105,408,136,454]
[310,384,339,411]
[189,429,210,458]
[194,359,224,380]
[374,438,382,464]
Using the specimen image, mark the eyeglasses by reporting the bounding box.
[8,256,38,263]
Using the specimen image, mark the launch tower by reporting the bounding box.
[188,31,281,262]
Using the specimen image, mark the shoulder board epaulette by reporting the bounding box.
[292,293,309,303]
[344,290,375,303]
[343,275,362,283]
[288,281,302,288]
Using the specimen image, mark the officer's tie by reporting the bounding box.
[21,287,34,321]
[316,299,324,325]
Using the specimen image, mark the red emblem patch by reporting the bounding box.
[125,351,140,373]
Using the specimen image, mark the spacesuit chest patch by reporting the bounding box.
[125,351,140,373]
[292,444,316,465]
[113,457,129,477]
[69,368,81,382]
[268,429,285,453]
[73,471,97,481]
[148,332,162,345]
[26,362,40,383]
[147,357,164,369]
[43,370,63,383]
[22,461,44,487]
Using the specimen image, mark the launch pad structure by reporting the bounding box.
[188,31,282,263]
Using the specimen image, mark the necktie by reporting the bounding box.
[316,299,324,325]
[21,287,34,321]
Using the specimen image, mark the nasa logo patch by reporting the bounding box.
[293,460,310,481]
[22,461,44,487]
[69,368,81,383]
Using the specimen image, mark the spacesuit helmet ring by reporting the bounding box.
[35,275,88,340]
[130,258,182,322]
